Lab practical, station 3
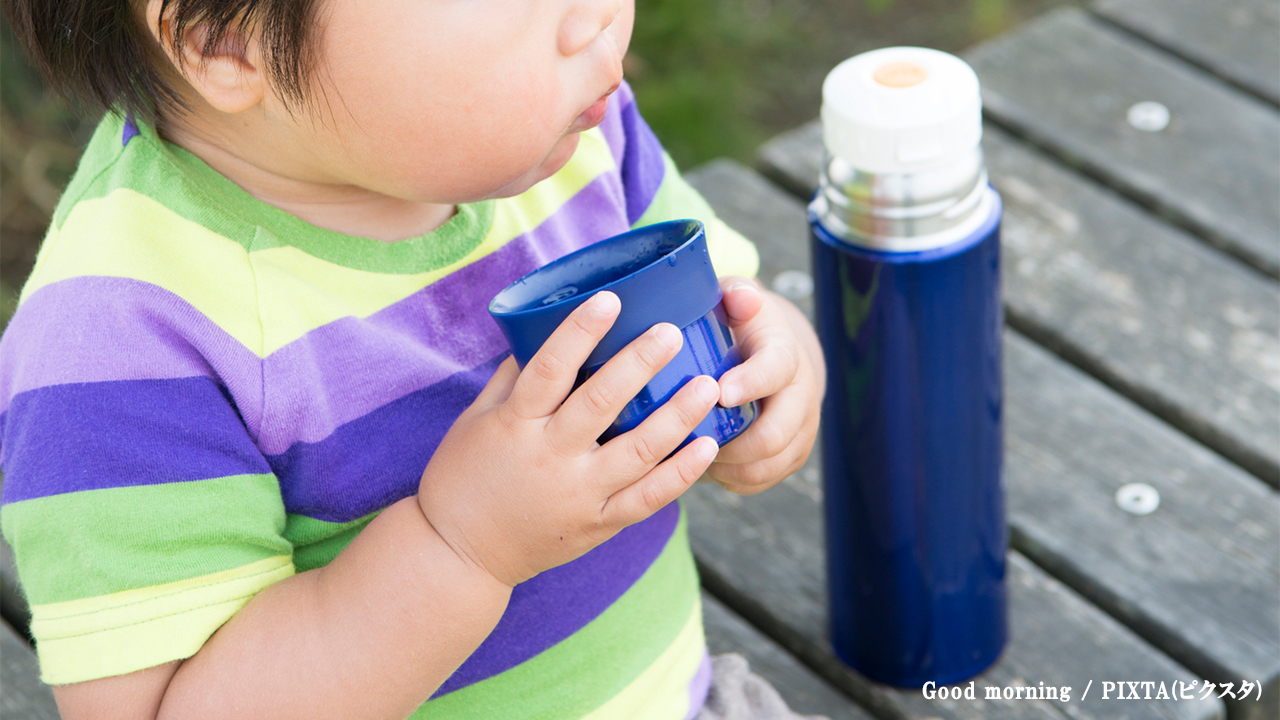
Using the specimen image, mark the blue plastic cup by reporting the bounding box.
[488,219,758,448]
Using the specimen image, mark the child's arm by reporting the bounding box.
[51,291,721,720]
[54,496,510,720]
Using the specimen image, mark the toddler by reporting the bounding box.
[0,0,825,717]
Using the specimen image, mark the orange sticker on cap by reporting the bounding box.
[873,62,928,88]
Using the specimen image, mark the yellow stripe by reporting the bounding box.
[22,128,617,357]
[705,215,760,280]
[17,221,62,307]
[251,128,617,354]
[19,188,265,352]
[31,556,294,685]
[581,594,706,720]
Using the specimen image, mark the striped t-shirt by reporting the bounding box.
[0,82,757,718]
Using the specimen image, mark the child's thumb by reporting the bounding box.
[470,355,521,411]
[719,277,764,327]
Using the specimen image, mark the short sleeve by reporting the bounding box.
[0,272,294,685]
[606,84,760,280]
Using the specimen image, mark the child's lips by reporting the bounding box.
[572,86,618,131]
[572,97,609,131]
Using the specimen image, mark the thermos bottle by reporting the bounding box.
[810,47,1007,687]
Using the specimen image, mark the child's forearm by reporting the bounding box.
[160,495,511,719]
[140,496,511,720]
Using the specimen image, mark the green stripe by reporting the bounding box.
[56,113,495,274]
[51,113,129,228]
[52,114,263,254]
[631,153,717,231]
[284,512,378,572]
[410,510,699,719]
[1,474,290,603]
[250,200,494,275]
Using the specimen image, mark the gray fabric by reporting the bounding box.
[695,654,830,720]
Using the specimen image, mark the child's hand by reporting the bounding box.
[417,291,720,588]
[707,277,826,495]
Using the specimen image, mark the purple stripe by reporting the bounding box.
[435,502,682,697]
[0,278,263,433]
[598,82,635,168]
[685,652,713,720]
[618,93,668,225]
[122,114,139,146]
[266,354,505,522]
[0,173,631,451]
[256,173,631,454]
[1,376,271,503]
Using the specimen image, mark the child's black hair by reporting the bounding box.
[2,0,319,121]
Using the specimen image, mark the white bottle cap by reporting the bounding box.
[821,47,983,174]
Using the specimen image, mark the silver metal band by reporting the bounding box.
[810,148,994,252]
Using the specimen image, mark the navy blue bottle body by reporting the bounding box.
[811,190,1007,687]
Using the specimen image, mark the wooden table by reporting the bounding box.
[2,1,1277,718]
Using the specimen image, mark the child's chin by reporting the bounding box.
[498,134,582,199]
[472,133,582,202]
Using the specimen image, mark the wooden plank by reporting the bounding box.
[965,8,1280,279]
[1004,329,1279,720]
[983,125,1280,488]
[1092,0,1280,106]
[701,591,875,720]
[757,122,1280,487]
[686,473,1224,720]
[754,121,823,202]
[688,160,1277,719]
[1,622,59,720]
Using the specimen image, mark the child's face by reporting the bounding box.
[290,0,632,205]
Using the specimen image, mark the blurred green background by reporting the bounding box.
[625,0,1079,168]
[0,0,1081,324]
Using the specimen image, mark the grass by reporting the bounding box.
[624,0,797,169]
[624,0,1081,170]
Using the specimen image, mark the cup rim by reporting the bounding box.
[487,218,722,369]
[488,218,706,317]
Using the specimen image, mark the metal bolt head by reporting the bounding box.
[1115,483,1160,515]
[1127,101,1170,132]
[772,270,815,301]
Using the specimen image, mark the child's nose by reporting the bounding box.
[558,0,624,57]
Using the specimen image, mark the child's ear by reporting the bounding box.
[144,0,266,114]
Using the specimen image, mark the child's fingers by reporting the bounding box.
[708,422,814,494]
[717,293,799,407]
[546,322,683,453]
[600,436,719,528]
[594,375,719,487]
[717,335,799,408]
[504,292,620,420]
[711,380,809,467]
[467,355,522,413]
[718,277,765,328]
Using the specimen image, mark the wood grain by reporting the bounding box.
[1093,0,1280,106]
[966,8,1280,279]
